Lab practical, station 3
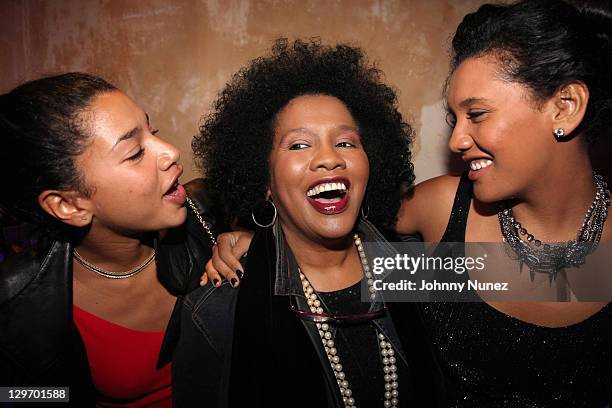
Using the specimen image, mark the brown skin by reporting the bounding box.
[269,95,370,292]
[210,56,610,327]
[38,91,185,331]
[398,56,609,328]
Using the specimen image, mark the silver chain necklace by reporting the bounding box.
[499,172,610,280]
[73,249,155,279]
[299,234,399,408]
[73,193,216,279]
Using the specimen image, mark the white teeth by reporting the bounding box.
[469,159,493,171]
[306,182,348,197]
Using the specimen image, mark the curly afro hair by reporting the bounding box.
[193,38,414,229]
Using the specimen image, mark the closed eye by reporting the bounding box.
[467,111,487,122]
[126,147,145,162]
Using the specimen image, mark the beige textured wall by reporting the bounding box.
[0,0,488,183]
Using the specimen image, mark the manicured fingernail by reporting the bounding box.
[200,280,205,287]
[236,270,244,279]
[230,278,238,288]
[213,278,220,287]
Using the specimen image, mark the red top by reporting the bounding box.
[73,305,172,408]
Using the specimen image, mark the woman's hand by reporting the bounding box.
[200,230,254,288]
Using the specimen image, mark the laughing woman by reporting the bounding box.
[172,39,445,407]
[0,73,217,407]
[206,1,612,406]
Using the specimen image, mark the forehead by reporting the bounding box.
[447,56,515,107]
[275,94,356,128]
[87,91,144,139]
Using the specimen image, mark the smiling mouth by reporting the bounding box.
[307,181,348,201]
[306,181,350,214]
[469,159,493,171]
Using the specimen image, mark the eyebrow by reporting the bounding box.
[112,112,150,151]
[282,124,359,137]
[282,127,316,138]
[459,97,492,108]
[112,126,141,150]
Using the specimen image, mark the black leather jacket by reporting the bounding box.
[173,220,447,407]
[0,179,219,407]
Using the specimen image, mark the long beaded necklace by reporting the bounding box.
[499,172,610,280]
[298,234,399,408]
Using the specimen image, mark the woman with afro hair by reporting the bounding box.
[171,38,446,407]
[208,1,612,406]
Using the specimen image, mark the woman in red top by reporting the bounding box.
[0,73,218,406]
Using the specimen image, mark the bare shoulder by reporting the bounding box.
[396,174,462,241]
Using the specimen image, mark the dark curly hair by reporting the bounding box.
[449,0,612,144]
[0,72,116,238]
[193,38,414,229]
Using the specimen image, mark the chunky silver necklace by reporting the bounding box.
[499,172,610,280]
[298,234,399,408]
[73,249,155,279]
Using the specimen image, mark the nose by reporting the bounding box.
[156,137,181,171]
[310,143,346,171]
[448,124,474,154]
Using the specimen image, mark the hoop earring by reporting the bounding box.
[252,199,277,228]
[360,205,370,220]
[553,128,565,140]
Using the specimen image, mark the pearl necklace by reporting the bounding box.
[298,234,399,408]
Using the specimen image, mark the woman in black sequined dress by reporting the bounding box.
[395,0,612,406]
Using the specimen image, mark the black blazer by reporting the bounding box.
[173,223,447,407]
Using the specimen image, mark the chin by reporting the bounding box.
[313,222,358,242]
[472,185,505,204]
[160,207,188,229]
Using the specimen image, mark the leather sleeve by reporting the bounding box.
[172,282,238,407]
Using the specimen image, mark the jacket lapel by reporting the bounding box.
[228,228,331,407]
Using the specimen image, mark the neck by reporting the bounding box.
[280,223,362,292]
[75,222,154,270]
[510,150,596,241]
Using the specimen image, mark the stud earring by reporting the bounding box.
[553,128,565,140]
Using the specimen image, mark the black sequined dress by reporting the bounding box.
[421,174,612,407]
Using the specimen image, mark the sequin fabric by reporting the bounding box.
[424,174,612,407]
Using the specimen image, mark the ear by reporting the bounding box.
[550,81,589,136]
[37,190,94,228]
